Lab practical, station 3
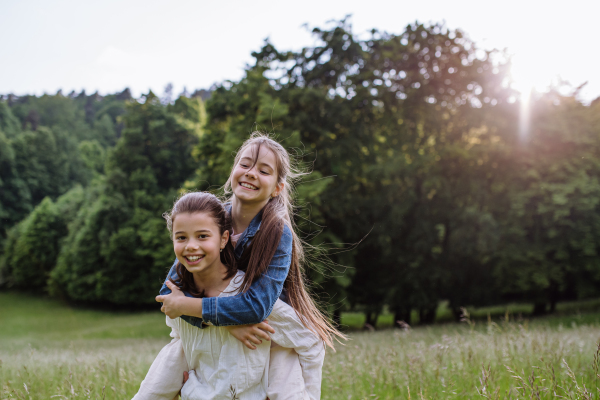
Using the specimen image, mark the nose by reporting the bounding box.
[186,239,200,250]
[245,165,258,178]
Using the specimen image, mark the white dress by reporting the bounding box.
[133,271,325,400]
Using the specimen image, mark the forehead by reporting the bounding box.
[172,211,218,231]
[239,144,277,166]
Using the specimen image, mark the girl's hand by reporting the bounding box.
[155,280,186,319]
[226,321,275,350]
[172,371,190,400]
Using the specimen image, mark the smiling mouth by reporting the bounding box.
[185,255,204,263]
[239,182,258,190]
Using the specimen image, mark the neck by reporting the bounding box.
[191,262,232,297]
[230,196,267,234]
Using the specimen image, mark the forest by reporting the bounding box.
[1,20,599,327]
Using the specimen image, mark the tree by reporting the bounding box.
[246,19,515,324]
[0,91,129,241]
[0,102,21,138]
[1,186,86,290]
[493,89,600,314]
[0,129,31,230]
[50,94,203,304]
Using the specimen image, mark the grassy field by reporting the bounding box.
[2,292,600,399]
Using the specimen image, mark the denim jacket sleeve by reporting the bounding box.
[202,224,293,326]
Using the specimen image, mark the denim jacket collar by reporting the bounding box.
[225,203,262,259]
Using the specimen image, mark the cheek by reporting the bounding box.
[265,177,278,192]
[174,243,184,254]
[232,166,244,178]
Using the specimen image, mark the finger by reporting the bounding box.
[247,335,262,345]
[253,328,271,341]
[155,295,164,303]
[183,370,189,383]
[161,306,166,313]
[244,340,257,350]
[257,322,275,334]
[166,280,181,291]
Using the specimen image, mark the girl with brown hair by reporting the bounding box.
[137,134,345,399]
[135,191,325,399]
[157,133,342,349]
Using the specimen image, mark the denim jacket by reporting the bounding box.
[159,206,293,329]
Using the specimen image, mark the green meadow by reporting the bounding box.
[2,292,600,399]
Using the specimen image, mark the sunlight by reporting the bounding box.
[518,85,532,142]
[512,61,534,142]
[509,53,546,142]
[509,53,545,94]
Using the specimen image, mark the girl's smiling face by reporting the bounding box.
[172,211,229,276]
[231,145,283,206]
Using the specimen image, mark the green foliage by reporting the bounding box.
[183,19,600,324]
[93,113,118,148]
[492,92,600,312]
[50,94,201,304]
[4,198,65,289]
[196,20,518,324]
[1,186,86,290]
[0,223,25,286]
[0,129,32,227]
[3,19,600,323]
[0,101,21,138]
[0,91,129,243]
[78,140,106,174]
[10,127,77,203]
[106,94,201,194]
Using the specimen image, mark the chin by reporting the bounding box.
[183,264,206,274]
[235,192,257,201]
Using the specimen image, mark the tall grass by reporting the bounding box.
[322,312,600,399]
[2,292,600,399]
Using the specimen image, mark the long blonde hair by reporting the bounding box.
[224,132,346,349]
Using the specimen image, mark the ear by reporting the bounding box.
[271,182,284,198]
[221,229,230,250]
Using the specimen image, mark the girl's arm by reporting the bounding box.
[157,225,293,326]
[266,299,326,400]
[132,317,188,400]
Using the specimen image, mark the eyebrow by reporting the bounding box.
[240,156,274,171]
[174,229,212,235]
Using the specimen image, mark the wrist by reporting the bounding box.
[180,296,204,319]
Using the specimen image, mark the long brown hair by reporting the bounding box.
[163,192,237,297]
[224,133,346,349]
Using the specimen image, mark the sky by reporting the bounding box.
[1,0,598,103]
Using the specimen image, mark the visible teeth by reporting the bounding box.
[187,256,202,261]
[240,182,258,190]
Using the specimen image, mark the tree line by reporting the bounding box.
[1,20,599,325]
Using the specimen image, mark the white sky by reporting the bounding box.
[1,0,598,103]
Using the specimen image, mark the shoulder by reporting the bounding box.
[223,271,246,295]
[270,299,312,332]
[233,270,245,280]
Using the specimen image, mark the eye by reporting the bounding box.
[198,234,208,239]
[176,235,186,241]
[239,163,249,168]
